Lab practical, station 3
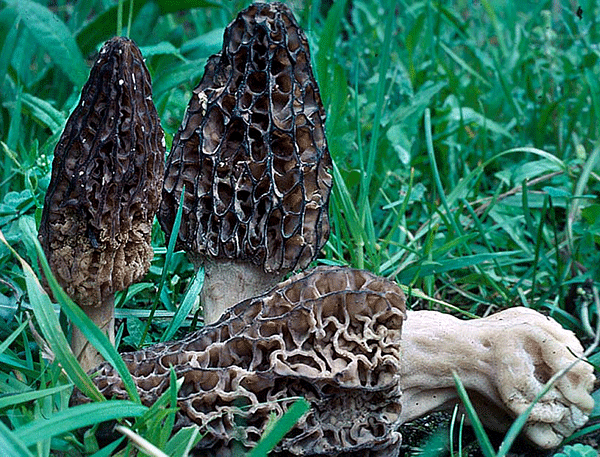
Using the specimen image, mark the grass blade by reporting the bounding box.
[89,437,126,457]
[0,318,29,356]
[0,13,19,92]
[140,187,186,345]
[161,268,204,342]
[15,401,147,447]
[425,108,461,236]
[439,42,491,88]
[358,0,394,221]
[0,385,72,410]
[0,228,104,403]
[0,420,35,457]
[247,398,310,457]
[16,218,142,404]
[452,372,495,457]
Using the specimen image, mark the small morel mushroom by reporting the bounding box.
[75,266,407,456]
[399,307,596,449]
[39,37,165,371]
[159,2,332,323]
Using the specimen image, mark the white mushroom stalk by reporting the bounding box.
[399,308,596,449]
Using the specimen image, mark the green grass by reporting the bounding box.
[0,0,599,456]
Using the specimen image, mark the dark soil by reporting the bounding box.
[399,412,599,457]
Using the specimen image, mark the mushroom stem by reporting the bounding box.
[71,296,115,371]
[399,308,595,449]
[196,257,283,324]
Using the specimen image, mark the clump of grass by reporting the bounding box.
[0,0,598,456]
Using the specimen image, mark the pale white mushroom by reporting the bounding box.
[399,307,596,449]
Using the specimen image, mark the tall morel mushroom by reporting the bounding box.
[159,2,332,323]
[76,266,407,456]
[39,37,165,370]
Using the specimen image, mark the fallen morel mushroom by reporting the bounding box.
[74,269,595,453]
[159,2,332,323]
[75,266,407,456]
[39,37,165,370]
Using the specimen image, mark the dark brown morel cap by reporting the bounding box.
[159,2,332,274]
[39,36,165,307]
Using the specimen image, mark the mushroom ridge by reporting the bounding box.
[77,266,407,456]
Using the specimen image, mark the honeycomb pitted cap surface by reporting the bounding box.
[78,266,407,456]
[159,2,332,274]
[38,37,165,307]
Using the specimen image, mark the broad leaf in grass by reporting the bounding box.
[152,59,208,98]
[4,0,87,87]
[140,41,185,60]
[75,0,145,56]
[448,106,513,139]
[20,93,66,135]
[553,444,599,457]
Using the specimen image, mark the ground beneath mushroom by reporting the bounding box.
[399,412,599,456]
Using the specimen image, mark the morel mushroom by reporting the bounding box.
[399,307,595,449]
[159,2,332,323]
[39,37,165,370]
[74,268,595,453]
[76,266,407,456]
